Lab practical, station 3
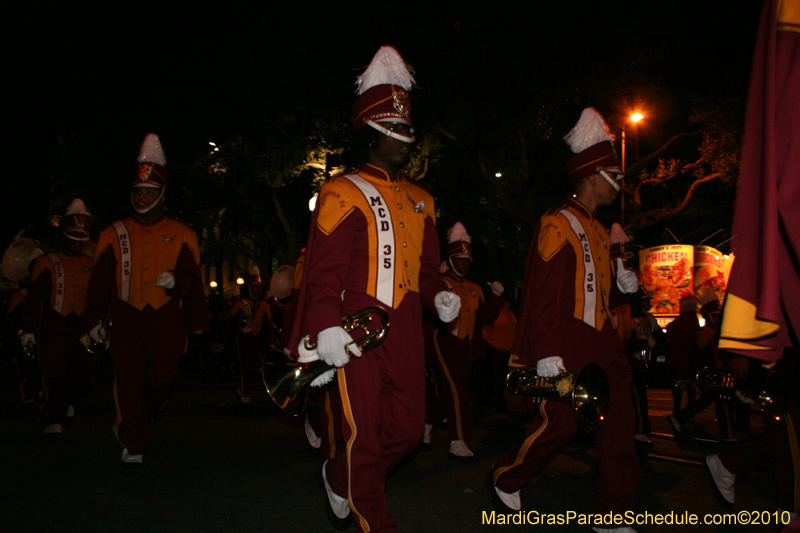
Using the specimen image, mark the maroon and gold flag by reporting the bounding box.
[719,0,800,361]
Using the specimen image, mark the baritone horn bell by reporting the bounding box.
[263,306,390,416]
[505,362,610,433]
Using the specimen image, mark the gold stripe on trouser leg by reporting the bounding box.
[337,369,369,532]
[494,402,550,484]
[433,330,465,440]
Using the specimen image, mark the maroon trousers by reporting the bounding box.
[325,294,425,533]
[235,333,260,398]
[719,410,800,513]
[38,312,96,427]
[309,384,345,460]
[493,322,639,515]
[424,324,473,442]
[110,300,187,455]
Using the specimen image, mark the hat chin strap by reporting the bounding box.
[599,170,622,193]
[131,188,165,215]
[367,120,416,143]
[448,257,470,277]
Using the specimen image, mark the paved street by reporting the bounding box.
[2,363,781,533]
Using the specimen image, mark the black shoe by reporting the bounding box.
[317,460,351,530]
[485,466,516,513]
[417,441,432,452]
[667,415,682,435]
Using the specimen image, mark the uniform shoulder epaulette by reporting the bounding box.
[536,210,568,262]
[316,177,358,236]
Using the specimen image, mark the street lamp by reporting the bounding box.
[620,112,644,223]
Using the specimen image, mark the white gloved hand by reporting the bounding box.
[615,258,639,294]
[297,337,319,363]
[487,281,504,297]
[241,325,252,334]
[317,326,361,368]
[434,291,461,323]
[89,322,108,342]
[536,356,566,378]
[310,369,337,388]
[156,271,176,289]
[20,333,36,347]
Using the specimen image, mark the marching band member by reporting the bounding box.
[422,222,504,462]
[82,134,208,468]
[228,266,271,405]
[287,46,458,532]
[486,108,640,533]
[21,199,96,435]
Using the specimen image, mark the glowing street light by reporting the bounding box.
[209,280,218,288]
[621,113,644,222]
[236,277,245,285]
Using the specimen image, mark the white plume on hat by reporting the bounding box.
[249,265,261,278]
[355,46,415,95]
[447,222,471,244]
[65,198,90,217]
[563,108,614,154]
[138,133,167,166]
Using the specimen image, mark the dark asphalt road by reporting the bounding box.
[2,365,780,533]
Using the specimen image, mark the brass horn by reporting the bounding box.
[673,366,755,403]
[79,319,111,355]
[505,362,610,433]
[263,306,390,416]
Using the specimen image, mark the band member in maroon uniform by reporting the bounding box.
[486,108,640,533]
[423,222,504,461]
[21,199,96,435]
[288,46,459,532]
[82,134,208,467]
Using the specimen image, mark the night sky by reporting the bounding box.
[7,2,763,252]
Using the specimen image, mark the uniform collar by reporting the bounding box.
[359,163,406,183]
[443,270,466,283]
[129,212,167,227]
[566,197,595,221]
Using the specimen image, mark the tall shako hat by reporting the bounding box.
[352,46,416,144]
[134,133,169,188]
[245,265,262,285]
[564,108,623,185]
[446,222,472,260]
[62,198,91,241]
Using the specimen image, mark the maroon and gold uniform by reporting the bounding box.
[83,212,207,456]
[290,162,446,532]
[22,250,96,428]
[426,271,502,443]
[229,296,271,401]
[492,197,638,516]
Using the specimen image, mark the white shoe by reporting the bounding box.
[304,415,321,449]
[422,423,433,445]
[121,448,143,464]
[67,405,75,417]
[43,424,63,435]
[321,460,350,519]
[449,439,475,457]
[634,434,652,443]
[496,486,521,511]
[706,454,734,504]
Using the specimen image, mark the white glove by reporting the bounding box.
[297,337,319,363]
[89,322,108,342]
[156,271,176,289]
[615,258,639,294]
[20,333,35,347]
[241,325,252,334]
[317,326,361,368]
[434,291,461,323]
[487,281,504,297]
[310,369,337,388]
[536,356,566,378]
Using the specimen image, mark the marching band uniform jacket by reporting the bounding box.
[288,163,447,532]
[494,197,639,516]
[23,249,95,427]
[83,212,207,456]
